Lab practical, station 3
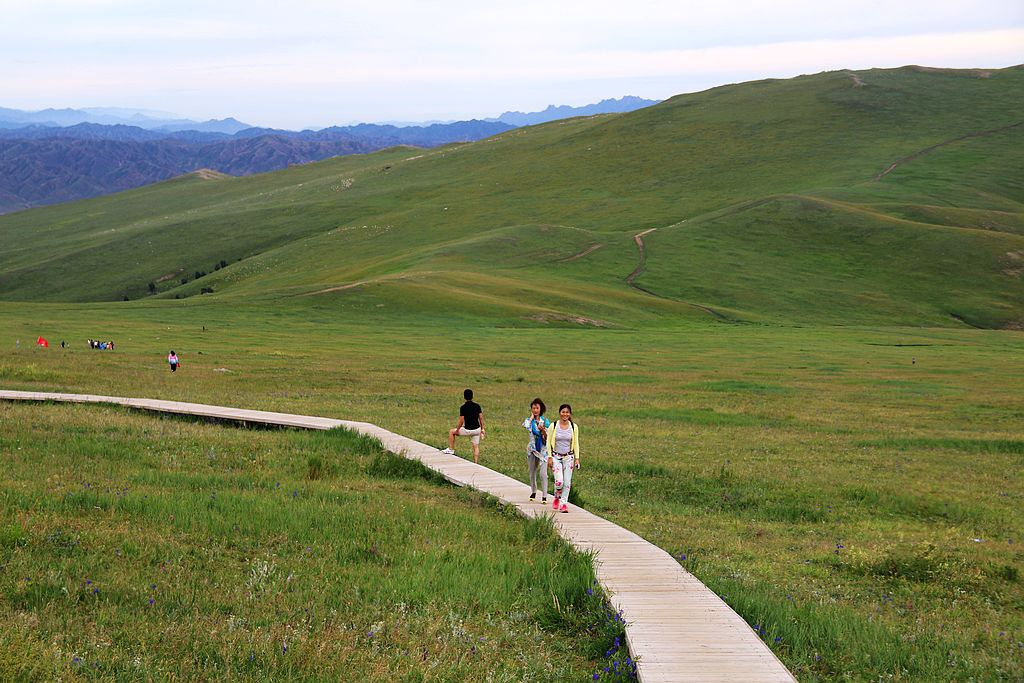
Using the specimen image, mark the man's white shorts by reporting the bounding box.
[456,427,482,444]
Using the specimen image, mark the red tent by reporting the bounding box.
[36,336,49,347]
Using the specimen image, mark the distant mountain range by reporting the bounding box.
[0,106,252,134]
[0,97,659,214]
[490,96,659,126]
[0,121,513,213]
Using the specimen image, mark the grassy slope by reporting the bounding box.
[0,66,1022,327]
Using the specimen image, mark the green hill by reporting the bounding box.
[1,65,1022,327]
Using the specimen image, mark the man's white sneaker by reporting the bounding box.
[440,448,455,455]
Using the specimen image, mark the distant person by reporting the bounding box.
[546,404,580,514]
[441,388,485,463]
[108,340,114,351]
[167,350,179,372]
[61,340,66,349]
[522,398,550,504]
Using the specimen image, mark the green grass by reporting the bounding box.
[0,402,633,681]
[1,303,1021,680]
[0,362,60,382]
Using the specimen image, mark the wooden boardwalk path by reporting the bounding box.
[0,390,796,683]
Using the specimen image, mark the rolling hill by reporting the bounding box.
[0,65,1021,328]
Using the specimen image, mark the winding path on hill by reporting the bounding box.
[872,119,1024,181]
[626,226,730,321]
[1,390,795,683]
[558,242,604,262]
[626,228,658,287]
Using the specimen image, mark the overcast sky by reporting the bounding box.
[2,0,1022,129]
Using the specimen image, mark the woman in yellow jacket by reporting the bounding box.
[546,404,580,513]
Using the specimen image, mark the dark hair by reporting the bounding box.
[531,398,546,415]
[558,403,575,427]
[464,388,473,400]
[170,350,175,355]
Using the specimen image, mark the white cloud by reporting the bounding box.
[0,1,1021,126]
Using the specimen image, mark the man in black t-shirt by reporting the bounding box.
[441,388,485,463]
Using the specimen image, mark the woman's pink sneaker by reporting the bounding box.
[552,497,559,510]
[560,504,569,513]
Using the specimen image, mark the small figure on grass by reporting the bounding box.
[441,388,485,463]
[547,403,580,514]
[522,398,550,504]
[167,350,180,372]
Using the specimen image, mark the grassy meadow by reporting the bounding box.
[1,301,1022,681]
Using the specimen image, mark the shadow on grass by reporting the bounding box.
[857,436,1024,454]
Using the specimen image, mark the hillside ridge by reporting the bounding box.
[1,65,1021,329]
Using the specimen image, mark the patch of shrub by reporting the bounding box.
[991,563,1019,583]
[307,456,323,480]
[44,527,80,555]
[0,523,28,549]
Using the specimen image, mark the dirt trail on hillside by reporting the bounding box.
[558,243,604,262]
[301,272,418,296]
[625,228,657,286]
[873,120,1024,181]
[625,226,729,320]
